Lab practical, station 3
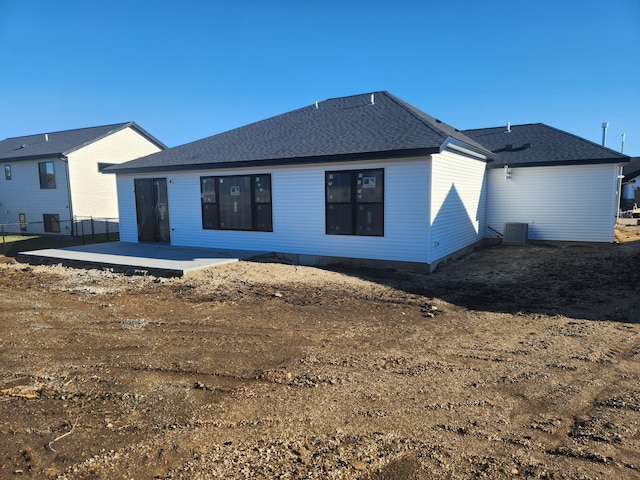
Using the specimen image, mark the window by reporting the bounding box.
[43,214,60,233]
[4,165,11,180]
[38,161,56,189]
[326,168,384,236]
[201,174,272,231]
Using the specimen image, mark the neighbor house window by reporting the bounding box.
[4,165,11,180]
[38,161,56,189]
[326,168,384,236]
[43,214,60,233]
[201,174,272,231]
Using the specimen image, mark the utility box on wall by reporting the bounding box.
[503,223,528,245]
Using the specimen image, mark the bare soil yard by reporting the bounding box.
[1,228,640,479]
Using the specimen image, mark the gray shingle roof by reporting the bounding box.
[0,122,166,161]
[108,91,494,174]
[622,157,640,182]
[464,123,629,168]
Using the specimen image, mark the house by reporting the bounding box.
[0,122,166,235]
[464,123,628,242]
[108,92,629,272]
[621,157,640,211]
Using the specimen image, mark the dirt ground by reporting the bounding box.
[1,228,639,479]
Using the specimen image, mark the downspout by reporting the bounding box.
[616,165,624,228]
[60,156,75,236]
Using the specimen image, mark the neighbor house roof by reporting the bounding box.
[464,123,629,168]
[0,122,166,162]
[108,91,494,174]
[622,157,640,183]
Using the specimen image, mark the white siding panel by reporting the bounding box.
[486,164,618,242]
[68,127,163,219]
[0,157,70,234]
[116,158,431,263]
[428,151,487,263]
[116,176,138,242]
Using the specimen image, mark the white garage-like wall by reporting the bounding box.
[68,127,164,219]
[117,157,432,264]
[486,163,620,242]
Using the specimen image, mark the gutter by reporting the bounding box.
[440,137,493,161]
[103,148,441,175]
[487,156,631,169]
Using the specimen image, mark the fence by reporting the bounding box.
[0,216,119,243]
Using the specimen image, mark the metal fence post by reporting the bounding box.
[105,218,110,241]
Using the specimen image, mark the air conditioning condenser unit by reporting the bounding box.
[503,223,528,245]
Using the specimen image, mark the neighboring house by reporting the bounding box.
[464,124,628,242]
[0,122,166,235]
[108,92,629,271]
[621,157,640,211]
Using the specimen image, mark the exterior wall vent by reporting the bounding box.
[503,223,528,245]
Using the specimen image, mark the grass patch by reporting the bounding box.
[0,234,118,258]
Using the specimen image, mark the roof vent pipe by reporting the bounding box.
[621,133,625,153]
[315,100,318,109]
[506,122,511,133]
[370,93,375,105]
[45,134,48,141]
[602,122,608,146]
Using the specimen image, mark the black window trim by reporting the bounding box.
[38,161,56,189]
[200,173,273,232]
[325,168,385,237]
[43,213,61,233]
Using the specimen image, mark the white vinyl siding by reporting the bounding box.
[428,151,487,264]
[68,127,163,220]
[486,163,618,242]
[0,157,69,234]
[117,157,431,263]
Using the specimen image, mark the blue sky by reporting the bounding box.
[1,0,639,156]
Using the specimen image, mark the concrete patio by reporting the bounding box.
[16,242,270,277]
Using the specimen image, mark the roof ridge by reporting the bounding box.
[381,91,448,139]
[321,90,384,104]
[3,122,132,141]
[538,123,628,157]
[463,123,543,133]
[382,92,493,157]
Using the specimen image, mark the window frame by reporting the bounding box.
[325,168,385,237]
[38,161,56,189]
[200,173,272,232]
[43,213,60,233]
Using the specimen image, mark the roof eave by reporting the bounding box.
[128,122,169,150]
[440,137,493,161]
[488,156,630,169]
[107,148,440,175]
[0,153,66,162]
[61,122,134,156]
